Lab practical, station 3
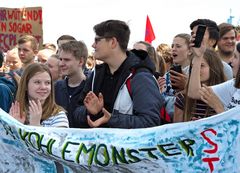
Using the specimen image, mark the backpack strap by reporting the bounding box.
[125,68,172,125]
[126,77,132,99]
[160,107,172,123]
[125,68,137,99]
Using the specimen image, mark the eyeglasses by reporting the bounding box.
[94,37,105,44]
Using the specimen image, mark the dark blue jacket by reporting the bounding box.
[73,50,165,128]
[0,76,16,112]
[54,78,85,127]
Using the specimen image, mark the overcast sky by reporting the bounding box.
[2,0,240,52]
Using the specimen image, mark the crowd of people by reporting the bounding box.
[0,18,240,129]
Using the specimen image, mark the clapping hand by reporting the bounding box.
[87,108,111,127]
[84,91,104,115]
[9,101,26,123]
[28,99,42,126]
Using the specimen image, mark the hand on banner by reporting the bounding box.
[191,116,202,121]
[9,101,26,123]
[28,99,42,126]
[87,108,111,127]
[200,84,224,113]
[84,91,104,115]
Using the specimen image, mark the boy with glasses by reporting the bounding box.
[74,20,164,128]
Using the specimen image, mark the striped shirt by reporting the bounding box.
[41,111,69,128]
[175,92,216,119]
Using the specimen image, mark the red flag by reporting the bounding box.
[145,15,155,43]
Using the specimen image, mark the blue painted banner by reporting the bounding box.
[0,107,240,173]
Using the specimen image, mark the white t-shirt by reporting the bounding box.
[222,60,233,80]
[41,111,69,127]
[212,79,240,110]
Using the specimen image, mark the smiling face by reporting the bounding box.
[218,30,236,56]
[27,71,51,104]
[59,50,82,77]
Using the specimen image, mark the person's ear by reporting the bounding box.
[78,57,84,66]
[33,50,39,55]
[208,39,216,48]
[188,49,193,56]
[111,37,118,49]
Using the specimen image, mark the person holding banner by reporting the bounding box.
[188,33,240,114]
[9,63,69,127]
[74,19,164,128]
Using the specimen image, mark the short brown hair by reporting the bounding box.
[218,23,237,38]
[60,40,88,67]
[18,35,39,51]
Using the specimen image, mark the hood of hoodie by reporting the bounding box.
[127,49,156,73]
[0,76,17,94]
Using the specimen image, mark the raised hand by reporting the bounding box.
[87,108,111,127]
[84,91,104,115]
[199,84,224,113]
[9,101,25,123]
[190,32,207,58]
[28,99,42,126]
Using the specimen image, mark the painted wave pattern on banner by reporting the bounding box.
[0,108,240,173]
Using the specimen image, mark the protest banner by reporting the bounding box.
[0,107,240,173]
[0,7,43,52]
